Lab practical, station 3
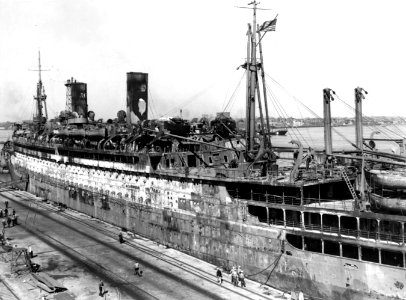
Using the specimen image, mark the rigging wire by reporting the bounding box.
[265,74,358,149]
[333,94,405,139]
[263,77,311,148]
[297,105,315,146]
[148,89,158,119]
[265,84,310,148]
[222,71,246,113]
[160,87,213,118]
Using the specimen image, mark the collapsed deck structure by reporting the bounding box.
[5,3,406,299]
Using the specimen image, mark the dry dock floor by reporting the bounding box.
[0,187,290,300]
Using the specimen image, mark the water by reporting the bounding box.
[0,130,12,143]
[272,125,406,154]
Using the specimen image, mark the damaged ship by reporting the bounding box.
[5,2,406,299]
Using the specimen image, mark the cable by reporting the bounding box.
[265,74,359,149]
[247,251,283,277]
[222,72,245,113]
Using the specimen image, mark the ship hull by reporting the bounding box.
[269,129,288,136]
[7,151,406,300]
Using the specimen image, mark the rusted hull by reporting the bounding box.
[8,152,406,300]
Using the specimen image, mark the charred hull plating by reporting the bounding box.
[7,147,406,300]
[7,6,406,299]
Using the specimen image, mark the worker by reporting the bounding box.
[134,262,141,276]
[28,246,34,258]
[238,270,246,287]
[98,280,104,296]
[118,232,124,244]
[7,216,11,228]
[231,267,238,286]
[216,268,223,284]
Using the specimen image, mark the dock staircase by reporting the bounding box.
[338,167,358,201]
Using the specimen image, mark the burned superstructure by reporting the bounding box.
[127,72,148,124]
[6,3,406,300]
[65,78,87,118]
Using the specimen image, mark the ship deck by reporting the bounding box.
[304,199,356,211]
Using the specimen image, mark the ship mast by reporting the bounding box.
[246,1,258,152]
[32,51,48,123]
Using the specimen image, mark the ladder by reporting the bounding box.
[339,167,358,201]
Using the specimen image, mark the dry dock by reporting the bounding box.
[0,186,290,300]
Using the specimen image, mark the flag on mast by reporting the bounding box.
[258,18,277,32]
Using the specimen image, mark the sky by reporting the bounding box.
[1,0,406,122]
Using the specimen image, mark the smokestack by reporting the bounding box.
[127,72,148,124]
[65,79,87,117]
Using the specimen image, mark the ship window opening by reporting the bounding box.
[247,205,269,223]
[342,243,358,260]
[269,208,284,225]
[381,250,404,267]
[322,214,339,232]
[209,157,213,164]
[285,210,301,228]
[323,240,340,256]
[166,159,170,168]
[303,237,322,253]
[380,220,401,243]
[304,212,321,231]
[341,216,357,236]
[187,155,197,168]
[361,246,379,263]
[286,234,302,250]
[224,156,228,163]
[359,218,378,239]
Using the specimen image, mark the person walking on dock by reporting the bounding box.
[216,268,223,284]
[10,214,15,227]
[4,208,8,216]
[28,246,34,258]
[5,201,8,209]
[7,216,11,228]
[231,267,238,286]
[118,232,124,244]
[98,280,104,296]
[134,262,142,276]
[2,218,6,229]
[238,270,246,288]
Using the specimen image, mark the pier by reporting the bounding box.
[0,186,289,300]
